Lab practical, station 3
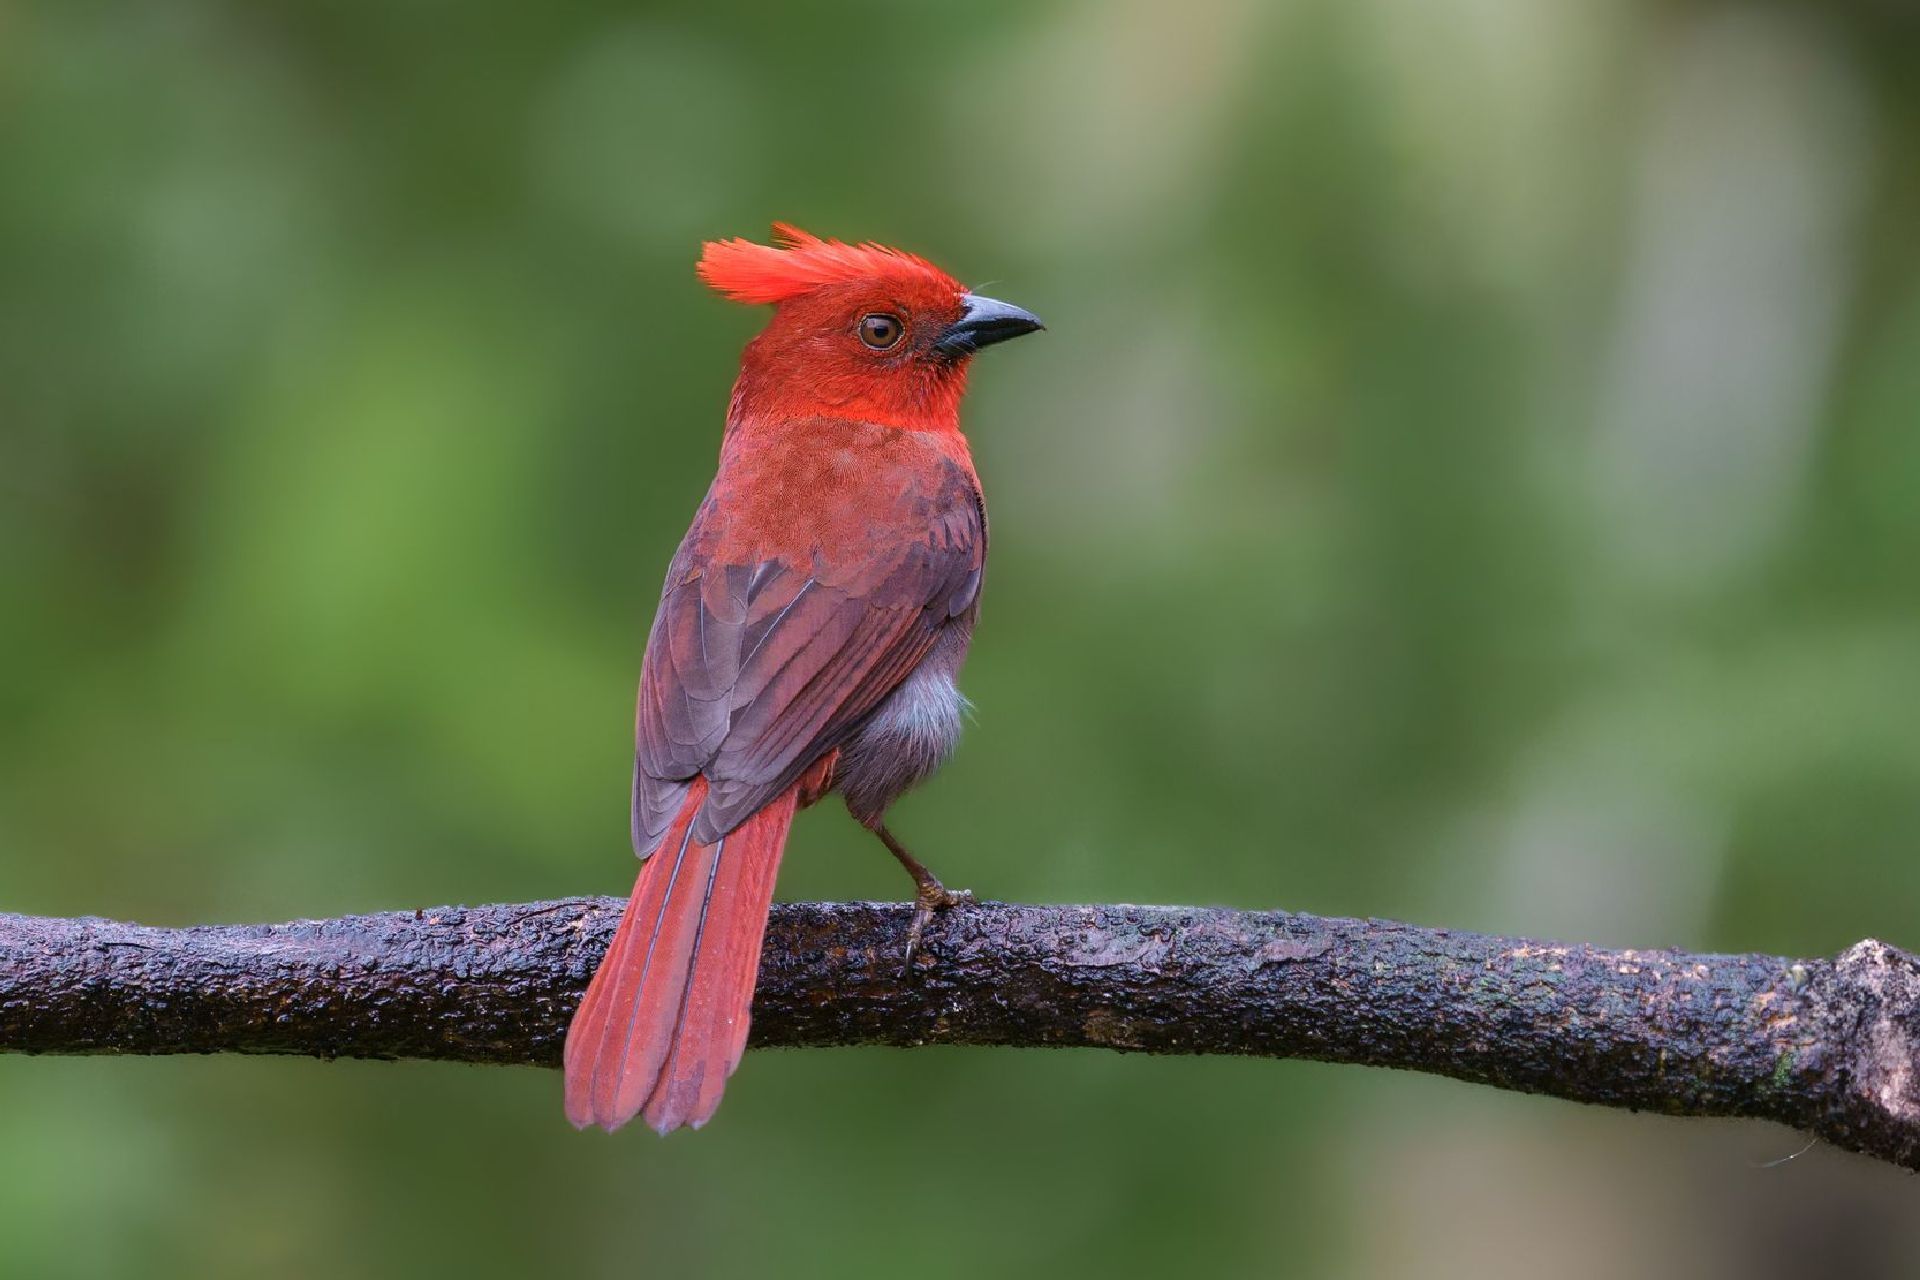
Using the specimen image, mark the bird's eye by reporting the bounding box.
[858,313,905,350]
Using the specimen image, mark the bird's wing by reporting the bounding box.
[632,457,983,852]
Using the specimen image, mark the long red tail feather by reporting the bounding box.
[564,779,797,1134]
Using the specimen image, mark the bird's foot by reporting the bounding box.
[903,875,974,972]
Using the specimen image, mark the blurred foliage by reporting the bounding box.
[4,0,1920,1276]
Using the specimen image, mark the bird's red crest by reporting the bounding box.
[697,224,964,306]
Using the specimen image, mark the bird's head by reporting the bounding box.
[698,224,1042,432]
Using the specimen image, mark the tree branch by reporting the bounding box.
[2,899,1915,1169]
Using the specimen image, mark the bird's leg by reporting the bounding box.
[872,823,973,968]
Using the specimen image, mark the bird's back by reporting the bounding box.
[631,415,986,851]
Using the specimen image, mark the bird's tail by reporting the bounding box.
[564,778,796,1134]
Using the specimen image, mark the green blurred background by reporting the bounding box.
[4,0,1920,1275]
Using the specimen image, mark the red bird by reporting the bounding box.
[564,225,1043,1133]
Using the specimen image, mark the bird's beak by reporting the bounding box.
[934,293,1045,357]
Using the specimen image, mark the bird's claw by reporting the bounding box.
[902,881,974,973]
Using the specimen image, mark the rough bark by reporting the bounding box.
[1,900,1915,1171]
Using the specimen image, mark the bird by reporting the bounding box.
[563,224,1043,1134]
